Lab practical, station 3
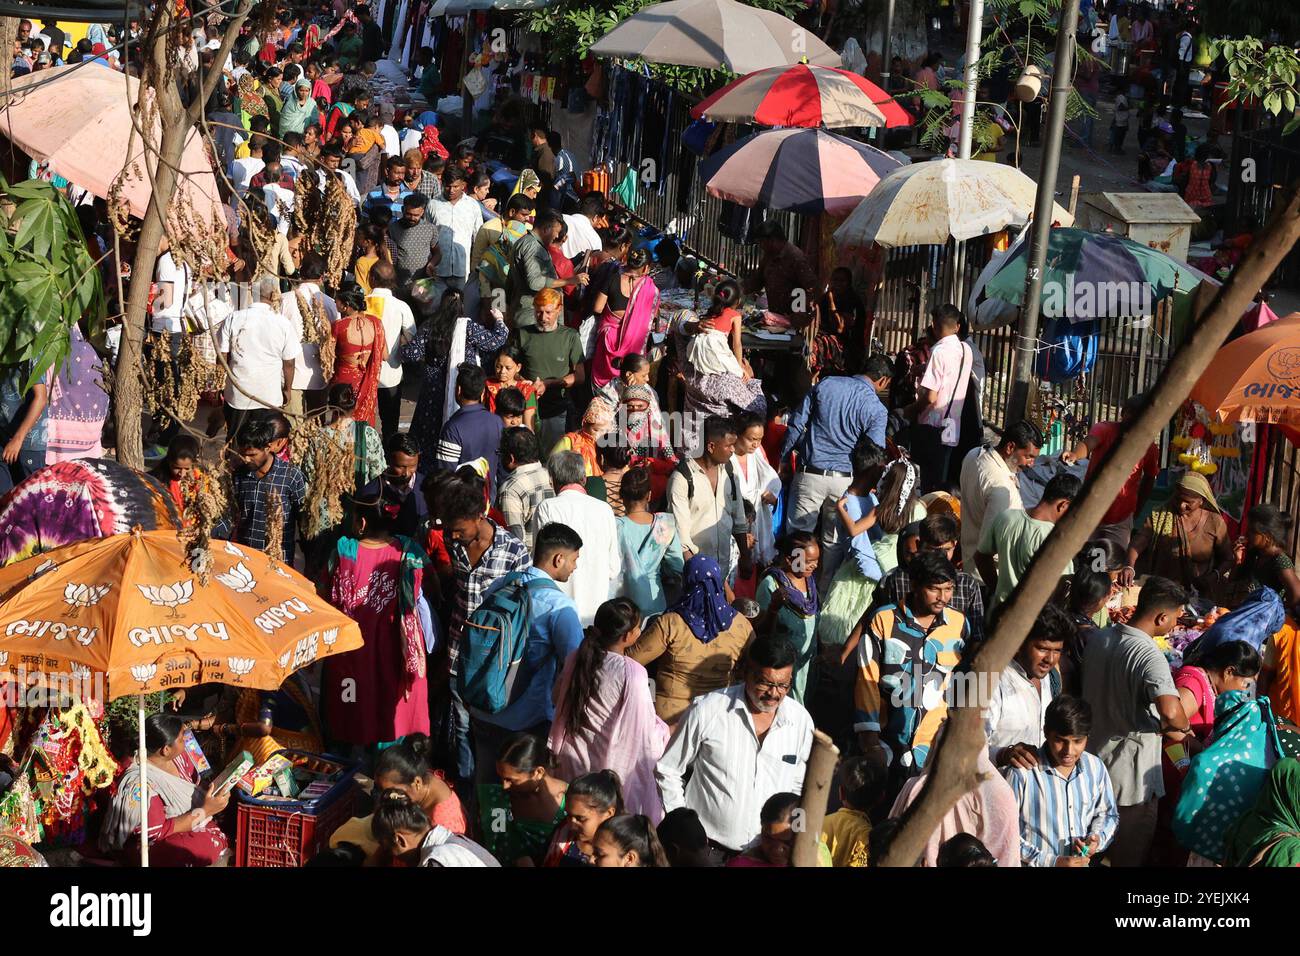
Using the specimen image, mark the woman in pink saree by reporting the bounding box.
[590,249,658,400]
[549,599,669,822]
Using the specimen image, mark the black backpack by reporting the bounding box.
[675,458,741,507]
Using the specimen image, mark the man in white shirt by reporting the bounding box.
[319,146,362,206]
[183,281,235,438]
[378,101,402,158]
[1174,21,1195,108]
[366,260,417,442]
[229,142,266,200]
[152,246,192,337]
[530,450,620,627]
[668,415,752,584]
[985,604,1072,769]
[656,633,814,854]
[217,276,302,437]
[958,419,1042,581]
[906,304,973,492]
[559,195,606,260]
[280,258,338,417]
[429,166,482,297]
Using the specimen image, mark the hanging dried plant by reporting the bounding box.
[298,419,357,539]
[316,298,336,382]
[263,488,285,562]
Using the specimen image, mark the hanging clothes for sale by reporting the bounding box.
[1034,317,1098,382]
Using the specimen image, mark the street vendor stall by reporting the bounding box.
[0,530,362,866]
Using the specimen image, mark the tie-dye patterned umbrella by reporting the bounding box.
[0,459,181,568]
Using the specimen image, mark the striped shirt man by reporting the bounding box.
[446,520,531,677]
[1003,746,1119,866]
[854,602,967,773]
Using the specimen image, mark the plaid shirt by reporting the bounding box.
[230,457,307,564]
[446,519,531,676]
[877,566,986,645]
[497,462,554,551]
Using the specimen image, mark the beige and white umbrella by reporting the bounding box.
[589,0,841,74]
[1,65,221,222]
[832,158,1075,249]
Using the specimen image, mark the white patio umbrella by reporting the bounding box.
[1,65,221,222]
[832,157,1075,249]
[589,0,841,73]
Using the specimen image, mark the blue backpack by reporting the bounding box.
[457,571,558,714]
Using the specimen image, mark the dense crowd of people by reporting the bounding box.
[5,2,1300,872]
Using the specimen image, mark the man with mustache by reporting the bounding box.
[656,634,814,859]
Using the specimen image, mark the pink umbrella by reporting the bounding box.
[698,128,902,216]
[1,65,221,221]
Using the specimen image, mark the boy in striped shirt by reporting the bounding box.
[1004,694,1119,867]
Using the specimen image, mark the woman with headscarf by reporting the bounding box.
[626,555,756,726]
[511,168,542,200]
[1126,471,1234,595]
[620,382,674,461]
[552,396,615,478]
[236,73,269,131]
[1224,758,1300,866]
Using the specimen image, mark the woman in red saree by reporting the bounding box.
[590,249,657,399]
[99,713,230,867]
[331,285,386,428]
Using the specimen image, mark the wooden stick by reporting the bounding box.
[792,729,840,868]
[1068,174,1081,216]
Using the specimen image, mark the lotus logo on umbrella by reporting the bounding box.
[277,649,291,669]
[137,580,194,618]
[322,627,338,648]
[215,562,266,603]
[130,663,157,686]
[1267,348,1300,382]
[224,542,247,559]
[69,663,91,682]
[0,651,7,666]
[63,583,111,617]
[227,657,255,679]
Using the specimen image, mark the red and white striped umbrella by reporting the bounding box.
[691,64,912,129]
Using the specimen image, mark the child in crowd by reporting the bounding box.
[544,771,623,867]
[821,756,886,867]
[726,792,832,867]
[656,808,716,867]
[494,387,526,429]
[1002,695,1118,867]
[592,814,669,867]
[370,792,499,867]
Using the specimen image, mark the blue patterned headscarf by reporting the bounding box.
[670,555,737,644]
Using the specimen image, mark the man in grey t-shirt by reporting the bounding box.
[1081,576,1191,867]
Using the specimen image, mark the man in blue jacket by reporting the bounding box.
[436,363,504,497]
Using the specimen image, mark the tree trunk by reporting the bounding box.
[881,179,1300,867]
[115,11,186,471]
[791,730,839,867]
[115,3,252,468]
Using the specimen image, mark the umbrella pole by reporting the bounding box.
[138,694,149,868]
[1007,0,1081,421]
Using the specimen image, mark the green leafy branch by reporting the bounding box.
[0,177,106,390]
[1213,38,1300,135]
